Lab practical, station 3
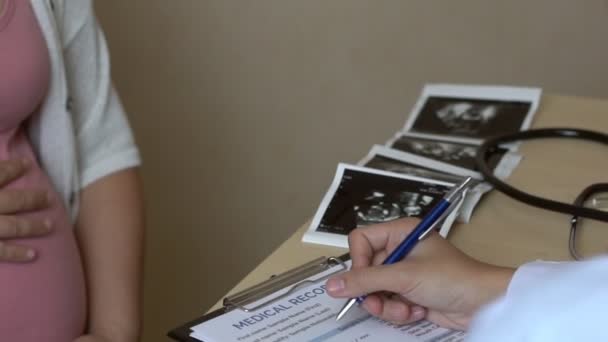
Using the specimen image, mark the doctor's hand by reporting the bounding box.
[326,218,514,330]
[0,159,52,263]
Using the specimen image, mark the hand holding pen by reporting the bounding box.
[325,178,515,329]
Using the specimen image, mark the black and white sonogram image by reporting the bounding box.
[390,135,507,171]
[364,155,464,184]
[410,96,531,139]
[315,168,450,236]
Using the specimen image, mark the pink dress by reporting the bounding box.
[0,0,86,340]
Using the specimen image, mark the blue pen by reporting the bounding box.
[335,176,473,321]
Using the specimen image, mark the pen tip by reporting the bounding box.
[335,310,346,321]
[336,298,357,321]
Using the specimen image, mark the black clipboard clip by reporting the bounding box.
[168,254,350,341]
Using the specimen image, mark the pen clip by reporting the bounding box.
[418,189,467,241]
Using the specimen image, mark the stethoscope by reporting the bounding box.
[475,128,608,260]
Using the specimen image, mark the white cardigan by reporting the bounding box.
[468,256,608,341]
[29,0,140,220]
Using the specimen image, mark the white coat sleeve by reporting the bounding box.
[467,255,608,341]
[60,0,141,189]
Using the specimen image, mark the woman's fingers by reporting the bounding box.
[0,159,28,186]
[0,216,52,239]
[0,189,50,214]
[0,241,36,262]
[0,159,49,263]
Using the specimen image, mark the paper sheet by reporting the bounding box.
[302,164,460,248]
[191,261,465,342]
[359,145,521,223]
[401,84,541,145]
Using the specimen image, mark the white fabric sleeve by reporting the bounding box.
[467,255,608,341]
[61,0,141,189]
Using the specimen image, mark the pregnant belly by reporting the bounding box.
[0,208,87,341]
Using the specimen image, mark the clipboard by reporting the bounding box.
[168,253,351,341]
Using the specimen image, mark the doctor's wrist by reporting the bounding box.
[472,264,515,312]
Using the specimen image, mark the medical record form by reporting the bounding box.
[190,261,465,342]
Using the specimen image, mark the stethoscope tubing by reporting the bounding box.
[475,128,608,223]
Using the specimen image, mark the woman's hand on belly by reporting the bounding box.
[73,335,109,342]
[74,334,136,342]
[0,159,53,262]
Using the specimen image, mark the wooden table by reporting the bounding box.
[210,94,608,312]
[169,94,606,341]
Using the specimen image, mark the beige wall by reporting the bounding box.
[93,1,608,340]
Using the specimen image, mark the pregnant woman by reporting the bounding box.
[0,1,144,341]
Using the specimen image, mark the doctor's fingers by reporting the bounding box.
[0,188,50,214]
[363,293,427,325]
[349,218,421,269]
[0,241,36,262]
[0,159,29,186]
[0,216,53,239]
[326,263,419,298]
